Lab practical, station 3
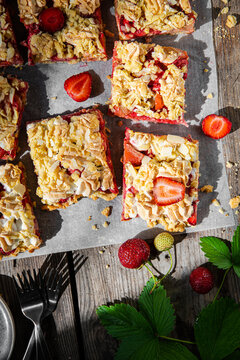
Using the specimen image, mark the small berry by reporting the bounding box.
[118,238,150,269]
[39,7,65,33]
[189,267,214,294]
[154,232,174,252]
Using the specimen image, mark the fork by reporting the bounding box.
[23,269,62,360]
[13,270,52,360]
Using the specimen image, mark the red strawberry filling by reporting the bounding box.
[0,248,16,256]
[124,143,144,166]
[188,201,198,226]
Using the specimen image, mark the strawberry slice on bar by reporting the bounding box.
[153,177,185,206]
[123,143,144,166]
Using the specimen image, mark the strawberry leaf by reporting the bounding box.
[115,338,197,360]
[96,303,153,340]
[200,236,232,269]
[224,350,240,360]
[231,226,240,278]
[138,278,175,336]
[194,297,240,360]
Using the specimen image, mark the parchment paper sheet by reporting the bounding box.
[4,0,235,259]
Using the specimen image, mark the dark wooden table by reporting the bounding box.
[1,0,240,359]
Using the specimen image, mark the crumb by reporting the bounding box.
[219,208,225,214]
[51,96,57,100]
[200,185,213,193]
[229,185,233,189]
[88,215,92,221]
[204,69,209,72]
[229,196,240,209]
[106,264,110,269]
[101,206,112,217]
[107,75,111,80]
[99,250,105,254]
[220,6,229,15]
[207,93,213,99]
[118,120,123,127]
[226,15,237,28]
[104,29,114,37]
[103,221,109,228]
[33,201,36,208]
[236,210,239,215]
[226,161,235,168]
[212,199,220,207]
[105,127,111,134]
[225,213,229,216]
[204,60,207,63]
[221,0,228,3]
[92,224,98,231]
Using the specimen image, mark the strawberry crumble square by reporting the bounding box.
[0,163,41,259]
[0,0,23,66]
[17,0,107,64]
[0,75,28,160]
[122,128,199,232]
[27,109,118,210]
[109,41,189,126]
[115,0,196,40]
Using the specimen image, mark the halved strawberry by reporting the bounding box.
[153,177,185,206]
[202,114,232,139]
[64,72,92,102]
[155,94,164,110]
[39,7,65,34]
[188,201,198,225]
[124,143,144,166]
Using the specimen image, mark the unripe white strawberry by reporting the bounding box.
[154,232,174,252]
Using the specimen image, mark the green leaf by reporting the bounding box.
[194,297,240,360]
[224,350,240,360]
[97,303,153,340]
[200,236,232,269]
[115,338,198,360]
[231,226,240,278]
[138,278,175,336]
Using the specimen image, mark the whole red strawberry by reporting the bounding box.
[189,267,214,294]
[39,7,65,33]
[118,238,150,269]
[64,72,92,102]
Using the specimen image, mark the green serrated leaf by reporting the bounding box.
[233,264,240,278]
[200,237,232,270]
[232,226,240,268]
[97,303,153,340]
[138,278,175,336]
[194,297,240,360]
[115,338,198,360]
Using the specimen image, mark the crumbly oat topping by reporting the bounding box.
[212,199,220,207]
[0,163,41,257]
[220,7,229,15]
[27,110,117,209]
[116,0,196,39]
[226,160,235,168]
[123,129,199,232]
[102,221,109,228]
[101,206,112,217]
[200,185,213,193]
[0,75,28,158]
[110,41,188,123]
[229,196,240,209]
[53,0,100,15]
[207,93,213,99]
[226,15,237,28]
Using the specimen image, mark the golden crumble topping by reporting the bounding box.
[0,75,28,159]
[109,41,188,124]
[123,129,199,232]
[200,185,213,193]
[0,163,41,258]
[115,0,196,40]
[229,196,240,209]
[27,110,118,210]
[101,206,112,217]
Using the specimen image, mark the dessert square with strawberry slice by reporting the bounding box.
[0,163,42,259]
[27,109,118,210]
[109,41,189,126]
[0,75,28,160]
[122,128,199,232]
[0,0,23,66]
[17,0,107,64]
[115,0,196,40]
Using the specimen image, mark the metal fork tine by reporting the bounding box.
[12,276,21,292]
[17,273,25,290]
[27,270,36,289]
[50,271,58,290]
[33,268,38,283]
[46,269,54,288]
[55,274,62,294]
[22,270,31,290]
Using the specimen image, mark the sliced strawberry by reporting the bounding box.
[0,148,8,159]
[153,177,185,206]
[124,143,144,166]
[39,7,65,34]
[155,94,164,110]
[64,72,92,102]
[188,201,198,225]
[202,114,232,139]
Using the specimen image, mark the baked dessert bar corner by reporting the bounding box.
[0,163,42,260]
[115,0,197,40]
[122,128,199,232]
[109,41,189,126]
[27,108,118,210]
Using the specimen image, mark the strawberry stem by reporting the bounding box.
[157,249,173,285]
[159,335,195,345]
[144,263,158,293]
[213,267,231,303]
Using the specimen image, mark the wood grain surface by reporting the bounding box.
[0,1,239,360]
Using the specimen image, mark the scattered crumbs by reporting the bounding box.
[207,93,213,99]
[101,206,112,217]
[219,207,225,214]
[51,96,57,100]
[118,120,123,127]
[204,69,209,73]
[225,213,229,217]
[92,224,99,231]
[229,196,240,209]
[229,185,233,189]
[99,250,105,254]
[106,264,110,269]
[226,160,235,168]
[236,210,239,215]
[200,185,213,193]
[212,199,220,207]
[105,127,111,134]
[221,0,228,4]
[103,221,109,228]
[87,215,92,221]
[226,15,237,28]
[220,6,229,15]
[104,29,114,38]
[204,60,207,63]
[33,201,36,208]
[107,75,111,80]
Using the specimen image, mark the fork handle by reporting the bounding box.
[35,325,53,360]
[22,330,35,360]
